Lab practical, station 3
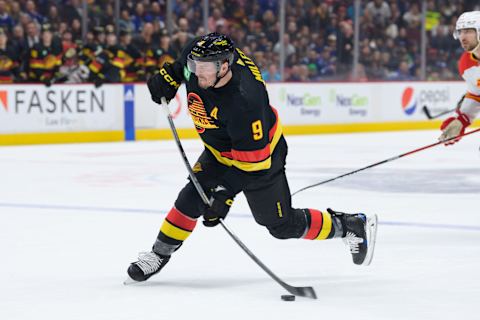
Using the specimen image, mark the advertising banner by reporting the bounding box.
[267,83,376,124]
[0,84,124,133]
[134,82,465,130]
[377,82,465,121]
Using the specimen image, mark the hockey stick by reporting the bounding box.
[422,94,465,120]
[160,97,317,299]
[422,105,455,119]
[292,127,480,196]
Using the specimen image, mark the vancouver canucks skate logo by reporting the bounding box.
[187,93,218,133]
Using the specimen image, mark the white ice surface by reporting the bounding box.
[0,130,479,320]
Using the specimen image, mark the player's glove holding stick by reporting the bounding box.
[203,185,235,227]
[439,111,471,145]
[147,61,183,104]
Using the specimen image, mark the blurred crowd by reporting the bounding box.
[0,0,479,85]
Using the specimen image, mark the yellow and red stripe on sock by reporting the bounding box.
[303,209,332,240]
[160,207,197,241]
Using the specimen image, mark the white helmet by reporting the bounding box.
[453,11,480,40]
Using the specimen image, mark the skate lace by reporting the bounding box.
[136,252,163,274]
[343,231,363,254]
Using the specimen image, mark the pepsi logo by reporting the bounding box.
[401,87,416,115]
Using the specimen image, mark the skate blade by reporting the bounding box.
[362,214,378,266]
[123,277,138,286]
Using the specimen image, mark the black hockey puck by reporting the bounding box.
[281,294,295,301]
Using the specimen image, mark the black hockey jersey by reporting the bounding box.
[176,40,283,193]
[0,46,19,83]
[27,42,62,82]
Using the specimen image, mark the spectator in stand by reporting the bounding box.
[9,1,22,26]
[365,0,391,28]
[0,0,475,84]
[55,47,89,84]
[388,60,414,81]
[132,2,153,33]
[256,32,271,52]
[171,31,191,57]
[215,19,229,35]
[132,22,155,53]
[158,30,175,64]
[119,28,144,82]
[0,27,20,83]
[430,21,457,53]
[273,33,295,60]
[24,20,40,49]
[150,2,166,31]
[61,0,81,23]
[325,33,337,55]
[25,0,45,25]
[119,9,135,36]
[336,21,353,75]
[261,63,281,82]
[97,2,116,27]
[208,8,227,33]
[258,0,278,14]
[26,24,62,86]
[176,17,195,41]
[11,24,26,56]
[57,21,68,38]
[0,0,14,33]
[317,47,336,77]
[93,26,106,49]
[46,5,61,32]
[366,50,388,79]
[403,3,422,27]
[70,18,82,42]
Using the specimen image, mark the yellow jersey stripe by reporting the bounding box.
[203,120,283,172]
[316,212,332,240]
[160,220,192,241]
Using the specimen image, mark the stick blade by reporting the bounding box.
[285,285,317,299]
[422,105,434,119]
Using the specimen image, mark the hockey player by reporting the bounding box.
[439,11,480,145]
[26,24,62,86]
[0,28,20,83]
[126,33,378,282]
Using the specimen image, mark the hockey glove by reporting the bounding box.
[147,61,182,104]
[439,111,471,146]
[203,185,235,227]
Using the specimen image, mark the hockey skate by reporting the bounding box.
[124,251,170,284]
[328,209,378,266]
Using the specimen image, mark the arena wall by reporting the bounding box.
[0,81,478,145]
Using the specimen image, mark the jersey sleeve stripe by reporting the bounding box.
[465,92,480,103]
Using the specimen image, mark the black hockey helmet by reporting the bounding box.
[188,32,235,65]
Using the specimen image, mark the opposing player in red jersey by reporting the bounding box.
[439,11,480,145]
[125,33,378,283]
